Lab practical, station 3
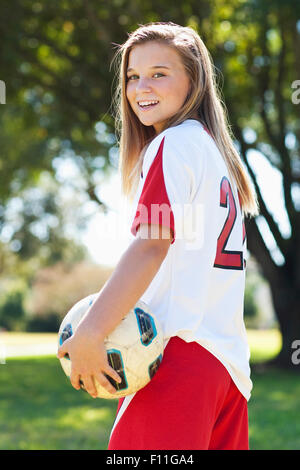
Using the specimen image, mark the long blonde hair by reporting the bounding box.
[110,22,258,217]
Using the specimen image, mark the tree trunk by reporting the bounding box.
[268,281,300,369]
[246,218,300,370]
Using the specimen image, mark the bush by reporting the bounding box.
[24,261,113,332]
[244,281,259,319]
[0,282,27,331]
[26,312,61,332]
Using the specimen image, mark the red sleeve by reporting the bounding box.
[130,137,175,244]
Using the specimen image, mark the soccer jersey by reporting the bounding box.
[130,118,251,401]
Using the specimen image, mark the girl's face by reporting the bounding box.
[126,41,192,134]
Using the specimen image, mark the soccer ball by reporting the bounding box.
[58,293,164,399]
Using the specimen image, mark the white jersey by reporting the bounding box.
[130,119,252,401]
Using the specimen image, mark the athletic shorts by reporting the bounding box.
[108,336,249,450]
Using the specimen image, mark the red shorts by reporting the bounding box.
[108,336,249,450]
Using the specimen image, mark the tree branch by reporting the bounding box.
[256,18,281,151]
[86,183,108,213]
[252,16,295,235]
[232,122,288,256]
[274,18,296,229]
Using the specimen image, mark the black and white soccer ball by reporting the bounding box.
[58,294,164,399]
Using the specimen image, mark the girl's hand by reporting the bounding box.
[57,323,122,398]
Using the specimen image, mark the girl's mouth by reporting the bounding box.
[138,101,159,111]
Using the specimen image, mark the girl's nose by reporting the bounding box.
[135,78,152,92]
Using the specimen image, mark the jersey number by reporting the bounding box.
[213,177,245,270]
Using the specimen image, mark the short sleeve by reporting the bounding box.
[130,134,195,244]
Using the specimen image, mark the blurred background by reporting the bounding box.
[0,0,299,450]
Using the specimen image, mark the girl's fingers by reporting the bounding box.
[94,372,119,395]
[80,375,97,398]
[57,341,68,358]
[67,355,122,396]
[69,369,81,390]
[104,364,122,385]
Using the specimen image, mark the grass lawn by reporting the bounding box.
[0,355,117,450]
[0,329,299,450]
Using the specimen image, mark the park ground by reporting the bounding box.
[0,328,299,450]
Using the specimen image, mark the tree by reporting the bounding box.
[1,0,299,365]
[216,0,300,367]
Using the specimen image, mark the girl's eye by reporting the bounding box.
[127,73,164,81]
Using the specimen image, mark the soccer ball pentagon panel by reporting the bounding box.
[58,294,164,399]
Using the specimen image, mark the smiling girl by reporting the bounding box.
[58,22,258,450]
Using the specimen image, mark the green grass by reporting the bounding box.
[0,329,299,450]
[249,368,300,450]
[0,356,118,450]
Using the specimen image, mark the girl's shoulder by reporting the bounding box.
[145,119,207,162]
[144,119,210,174]
[157,118,205,143]
[140,120,210,190]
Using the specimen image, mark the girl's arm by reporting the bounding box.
[57,223,173,398]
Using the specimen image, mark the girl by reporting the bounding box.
[57,22,258,450]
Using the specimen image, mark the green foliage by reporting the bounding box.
[0,258,113,333]
[0,0,299,362]
[26,312,61,333]
[0,171,89,265]
[0,280,27,331]
[244,281,259,319]
[244,259,265,325]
